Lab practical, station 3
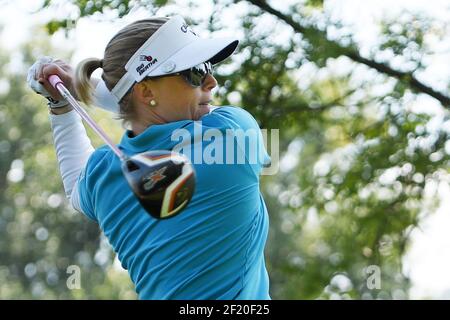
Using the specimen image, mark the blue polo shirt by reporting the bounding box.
[77,106,271,299]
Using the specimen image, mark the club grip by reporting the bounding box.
[48,74,64,89]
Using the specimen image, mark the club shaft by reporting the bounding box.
[49,75,127,162]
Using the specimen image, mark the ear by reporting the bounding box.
[133,80,156,105]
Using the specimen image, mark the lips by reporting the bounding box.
[199,101,211,106]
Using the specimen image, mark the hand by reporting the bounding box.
[27,56,76,108]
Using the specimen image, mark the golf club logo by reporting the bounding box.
[142,166,167,191]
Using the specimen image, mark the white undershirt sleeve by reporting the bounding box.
[49,110,95,213]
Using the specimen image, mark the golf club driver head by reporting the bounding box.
[122,150,196,219]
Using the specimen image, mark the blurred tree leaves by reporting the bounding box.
[40,0,170,35]
[0,37,136,298]
[3,0,450,299]
[305,0,323,8]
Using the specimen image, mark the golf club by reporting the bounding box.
[48,75,196,219]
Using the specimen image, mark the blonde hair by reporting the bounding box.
[74,17,169,127]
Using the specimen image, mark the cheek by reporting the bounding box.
[177,89,201,110]
[158,78,200,118]
[164,92,198,119]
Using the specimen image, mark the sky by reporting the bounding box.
[1,0,450,299]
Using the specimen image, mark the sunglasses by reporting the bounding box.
[145,61,213,87]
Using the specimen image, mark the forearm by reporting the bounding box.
[49,109,94,200]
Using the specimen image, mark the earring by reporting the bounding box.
[150,99,157,107]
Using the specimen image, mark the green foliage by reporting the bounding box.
[41,0,170,34]
[379,13,432,71]
[0,41,136,299]
[46,20,77,35]
[305,0,323,8]
[380,13,429,54]
[211,1,449,299]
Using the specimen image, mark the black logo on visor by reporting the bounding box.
[136,58,159,76]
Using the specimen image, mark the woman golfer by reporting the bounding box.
[28,15,271,299]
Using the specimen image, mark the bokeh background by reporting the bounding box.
[0,0,449,299]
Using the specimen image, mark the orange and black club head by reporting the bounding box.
[122,150,196,219]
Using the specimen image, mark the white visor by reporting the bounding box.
[110,15,239,102]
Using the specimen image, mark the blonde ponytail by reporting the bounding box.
[74,17,169,127]
[74,57,103,106]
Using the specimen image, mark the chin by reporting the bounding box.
[193,104,211,120]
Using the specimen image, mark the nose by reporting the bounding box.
[202,74,217,91]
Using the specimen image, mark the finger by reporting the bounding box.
[32,61,44,81]
[33,65,39,81]
[41,78,63,100]
[41,64,66,100]
[42,63,70,83]
[54,60,73,73]
[42,63,63,81]
[37,62,47,82]
[60,65,72,73]
[39,62,59,79]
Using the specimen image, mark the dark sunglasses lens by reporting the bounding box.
[190,68,205,86]
[183,62,213,87]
